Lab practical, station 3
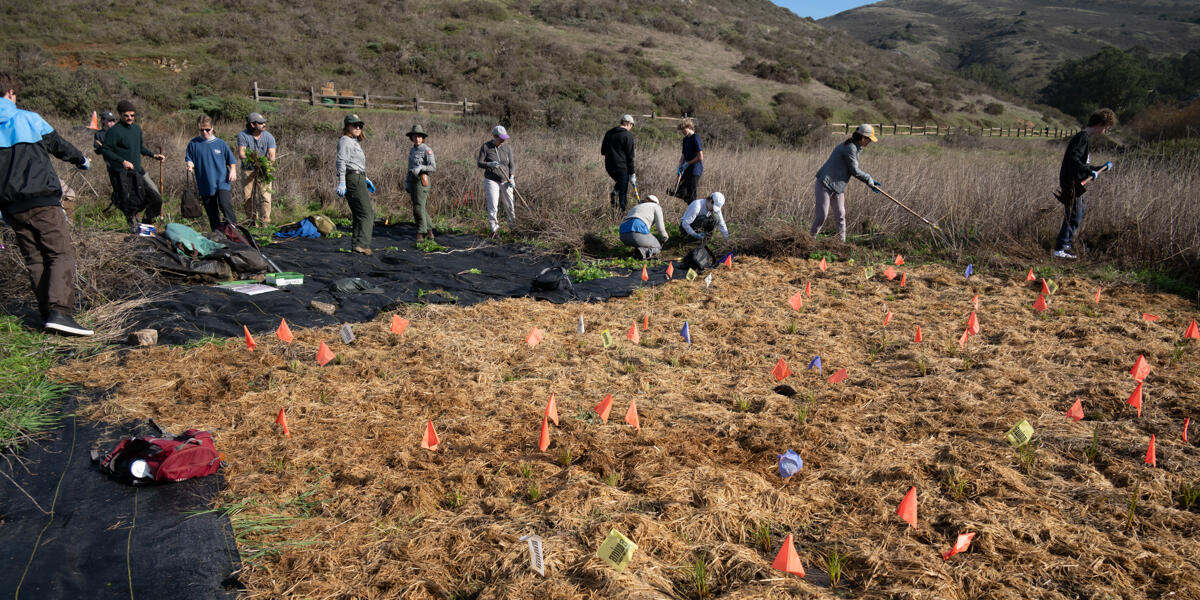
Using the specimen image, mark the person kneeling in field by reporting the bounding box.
[619,195,669,259]
[681,192,728,241]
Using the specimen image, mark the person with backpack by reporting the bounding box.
[405,124,437,242]
[681,192,728,241]
[185,114,238,231]
[335,114,375,255]
[600,114,636,212]
[811,124,880,242]
[0,71,94,336]
[619,195,669,259]
[476,125,514,237]
[1053,108,1116,259]
[97,100,165,232]
[677,118,704,204]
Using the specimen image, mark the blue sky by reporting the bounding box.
[771,1,878,19]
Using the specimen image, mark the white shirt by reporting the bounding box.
[680,198,727,239]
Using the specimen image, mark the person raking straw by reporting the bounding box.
[811,123,880,242]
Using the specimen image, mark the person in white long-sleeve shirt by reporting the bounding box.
[680,192,727,240]
[619,195,669,259]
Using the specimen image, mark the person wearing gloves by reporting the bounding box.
[1053,108,1116,259]
[405,124,437,242]
[677,118,703,204]
[236,112,277,225]
[600,114,636,212]
[477,125,515,236]
[335,114,375,255]
[0,72,94,336]
[811,123,879,242]
[681,192,728,241]
[184,114,238,231]
[619,195,669,259]
[98,99,165,232]
[92,111,120,207]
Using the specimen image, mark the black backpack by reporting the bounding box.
[532,266,575,295]
[681,245,716,272]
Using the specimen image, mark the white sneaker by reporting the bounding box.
[1052,249,1077,259]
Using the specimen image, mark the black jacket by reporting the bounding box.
[1059,130,1097,188]
[1,131,86,215]
[600,126,635,174]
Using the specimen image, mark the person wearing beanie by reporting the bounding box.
[600,114,636,212]
[811,123,879,242]
[98,99,165,231]
[0,71,94,336]
[476,124,515,236]
[681,192,728,240]
[237,112,277,225]
[619,194,669,259]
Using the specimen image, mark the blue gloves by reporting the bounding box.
[487,161,500,169]
[870,179,882,193]
[1091,170,1100,180]
[1103,161,1113,170]
[336,183,346,197]
[693,232,705,240]
[78,157,90,170]
[365,178,376,193]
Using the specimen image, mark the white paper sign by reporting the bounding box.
[340,324,355,344]
[519,534,545,576]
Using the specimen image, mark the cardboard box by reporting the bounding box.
[266,272,304,287]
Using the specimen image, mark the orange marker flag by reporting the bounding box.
[276,318,294,343]
[624,399,641,432]
[1183,417,1190,443]
[883,310,893,327]
[666,261,674,279]
[316,341,335,366]
[595,394,613,424]
[1041,278,1051,295]
[914,325,923,343]
[643,314,649,331]
[627,322,641,344]
[805,280,812,298]
[420,420,440,451]
[1145,434,1156,467]
[538,417,551,451]
[1033,294,1047,312]
[1066,399,1084,421]
[390,315,409,336]
[958,328,969,350]
[1130,354,1151,381]
[546,393,559,426]
[1026,268,1036,282]
[641,265,649,282]
[971,294,979,310]
[897,486,917,528]
[87,111,100,130]
[1094,287,1102,303]
[243,325,257,351]
[942,532,975,560]
[1142,313,1159,322]
[883,266,897,280]
[275,407,290,438]
[772,358,791,382]
[1184,320,1199,340]
[967,311,980,335]
[771,533,805,577]
[722,254,732,268]
[900,272,906,287]
[818,257,827,272]
[1127,381,1144,417]
[894,254,904,266]
[828,368,848,384]
[788,291,804,311]
[526,326,544,348]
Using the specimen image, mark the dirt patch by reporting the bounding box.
[56,257,1200,598]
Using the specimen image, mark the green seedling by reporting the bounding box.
[753,521,772,552]
[947,468,968,501]
[825,547,847,588]
[786,318,798,334]
[733,393,750,412]
[517,463,533,478]
[603,471,621,487]
[527,483,541,502]
[1127,483,1140,530]
[1178,481,1199,511]
[558,449,574,467]
[1084,426,1101,463]
[445,489,465,509]
[1015,438,1039,473]
[415,239,448,252]
[689,552,710,599]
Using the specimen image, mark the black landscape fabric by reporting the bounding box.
[132,222,669,345]
[0,394,240,599]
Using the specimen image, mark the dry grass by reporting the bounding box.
[55,256,1200,598]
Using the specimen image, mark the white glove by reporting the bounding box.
[630,174,637,187]
[79,157,90,170]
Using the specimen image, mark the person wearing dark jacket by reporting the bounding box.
[600,114,636,212]
[0,72,94,335]
[1053,108,1116,259]
[92,111,121,206]
[98,99,165,231]
[677,118,704,204]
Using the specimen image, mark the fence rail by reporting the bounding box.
[828,122,1078,139]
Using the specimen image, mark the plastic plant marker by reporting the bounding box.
[624,399,640,432]
[519,534,545,576]
[1066,399,1084,422]
[1184,418,1190,443]
[722,254,732,268]
[1026,268,1036,282]
[276,318,294,343]
[686,268,698,281]
[788,290,804,311]
[808,356,822,372]
[627,323,640,345]
[526,326,544,348]
[1145,434,1156,467]
[704,273,713,289]
[681,322,691,344]
[883,266,897,280]
[965,264,974,278]
[244,325,256,351]
[1094,287,1102,303]
[895,254,904,266]
[420,420,439,451]
[772,358,791,382]
[595,394,613,424]
[1127,381,1144,417]
[971,294,979,310]
[967,311,980,335]
[577,315,585,335]
[316,341,335,366]
[538,417,550,451]
[275,407,290,438]
[390,315,409,335]
[819,257,827,271]
[958,328,969,350]
[771,533,805,577]
[914,326,923,343]
[1034,295,1047,312]
[900,272,906,287]
[643,314,649,331]
[665,262,674,279]
[1005,419,1034,447]
[546,393,559,426]
[1042,278,1051,295]
[828,368,848,384]
[883,310,893,327]
[601,329,613,348]
[1131,355,1151,381]
[641,265,648,282]
[597,529,637,572]
[897,486,917,528]
[942,532,975,560]
[340,324,355,344]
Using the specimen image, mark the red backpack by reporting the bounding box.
[95,429,223,484]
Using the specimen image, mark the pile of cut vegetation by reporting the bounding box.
[57,256,1200,598]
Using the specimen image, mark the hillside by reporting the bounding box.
[0,0,1072,144]
[821,0,1200,97]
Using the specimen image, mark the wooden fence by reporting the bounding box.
[253,82,479,115]
[829,122,1078,139]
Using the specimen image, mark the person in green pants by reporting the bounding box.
[335,114,375,255]
[404,124,437,242]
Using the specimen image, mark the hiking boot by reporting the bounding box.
[43,311,94,336]
[1052,249,1077,259]
[353,247,373,256]
[416,233,425,242]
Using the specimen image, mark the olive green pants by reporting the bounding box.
[345,171,373,249]
[406,173,431,234]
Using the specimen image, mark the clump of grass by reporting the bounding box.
[527,482,541,502]
[824,546,847,588]
[688,552,710,599]
[795,393,814,425]
[517,463,533,478]
[1127,483,1140,530]
[1178,481,1199,511]
[733,393,749,412]
[752,521,772,552]
[0,316,69,452]
[1015,438,1040,473]
[445,489,465,509]
[946,467,969,501]
[1084,426,1101,463]
[558,449,574,467]
[415,239,448,252]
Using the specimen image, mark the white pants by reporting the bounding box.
[811,179,846,241]
[484,178,516,232]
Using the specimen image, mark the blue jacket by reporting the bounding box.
[815,141,872,195]
[185,136,236,196]
[0,98,87,215]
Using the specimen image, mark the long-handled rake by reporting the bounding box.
[870,184,942,231]
[496,164,530,210]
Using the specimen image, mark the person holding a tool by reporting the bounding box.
[92,111,121,207]
[677,118,704,204]
[619,194,669,259]
[185,114,238,231]
[811,123,879,242]
[405,124,437,243]
[681,192,728,241]
[236,112,277,225]
[477,124,515,236]
[335,114,375,255]
[1053,108,1116,259]
[98,100,164,233]
[0,71,94,336]
[600,114,636,212]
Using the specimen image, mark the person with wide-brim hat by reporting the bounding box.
[404,124,437,243]
[335,113,375,254]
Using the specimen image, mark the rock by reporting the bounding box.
[310,300,337,315]
[128,329,158,346]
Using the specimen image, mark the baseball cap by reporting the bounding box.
[344,113,364,126]
[856,123,877,142]
[492,125,509,140]
[621,114,636,125]
[247,112,266,124]
[710,192,725,211]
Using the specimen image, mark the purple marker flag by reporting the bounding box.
[807,355,822,372]
[964,264,974,278]
[681,322,691,344]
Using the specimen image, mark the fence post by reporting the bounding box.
[462,98,468,117]
[413,97,420,112]
[310,87,315,106]
[253,81,259,102]
[363,92,370,109]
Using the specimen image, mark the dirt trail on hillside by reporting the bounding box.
[57,257,1200,599]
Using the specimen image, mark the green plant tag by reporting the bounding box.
[601,329,613,348]
[1005,419,1034,448]
[686,268,698,281]
[864,267,875,279]
[1046,278,1059,295]
[596,529,637,572]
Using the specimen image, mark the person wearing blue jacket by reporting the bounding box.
[185,114,238,231]
[811,124,880,242]
[0,72,93,336]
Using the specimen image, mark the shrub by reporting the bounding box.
[984,102,1005,115]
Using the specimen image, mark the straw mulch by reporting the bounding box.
[55,257,1200,599]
